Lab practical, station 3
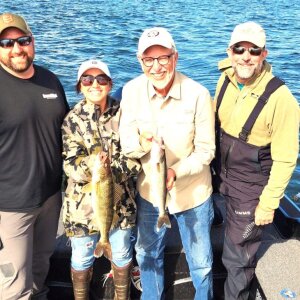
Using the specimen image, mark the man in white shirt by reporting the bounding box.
[119,27,215,300]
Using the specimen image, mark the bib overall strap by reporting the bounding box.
[239,77,285,141]
[215,76,230,139]
[216,76,230,118]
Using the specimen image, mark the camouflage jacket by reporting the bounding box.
[62,96,141,237]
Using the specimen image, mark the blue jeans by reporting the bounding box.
[135,194,214,300]
[71,227,134,270]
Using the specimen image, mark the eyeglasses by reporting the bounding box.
[231,45,264,56]
[80,74,111,86]
[0,36,32,48]
[141,53,174,67]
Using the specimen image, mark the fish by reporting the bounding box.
[86,151,114,260]
[150,136,171,231]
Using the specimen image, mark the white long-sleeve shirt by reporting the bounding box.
[119,71,215,213]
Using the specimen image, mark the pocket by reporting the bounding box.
[220,132,266,182]
[220,133,233,175]
[173,109,194,124]
[258,144,272,175]
[228,216,256,245]
[66,187,93,223]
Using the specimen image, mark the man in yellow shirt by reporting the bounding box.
[214,22,299,299]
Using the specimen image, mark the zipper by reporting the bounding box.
[224,141,234,178]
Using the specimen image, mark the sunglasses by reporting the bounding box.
[0,36,32,48]
[80,74,111,86]
[231,45,264,56]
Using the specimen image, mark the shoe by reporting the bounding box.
[131,266,142,291]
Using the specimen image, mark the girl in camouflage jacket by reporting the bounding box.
[62,59,141,300]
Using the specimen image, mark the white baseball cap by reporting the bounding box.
[138,27,176,54]
[229,21,266,48]
[77,59,111,82]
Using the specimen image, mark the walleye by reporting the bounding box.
[150,136,171,230]
[88,151,114,260]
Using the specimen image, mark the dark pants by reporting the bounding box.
[218,130,272,300]
[0,192,62,300]
[222,195,263,300]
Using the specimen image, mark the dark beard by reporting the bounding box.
[1,52,34,73]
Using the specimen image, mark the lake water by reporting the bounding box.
[2,0,299,198]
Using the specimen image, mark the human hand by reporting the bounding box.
[254,203,274,226]
[139,131,153,153]
[98,151,110,164]
[91,151,111,181]
[166,168,176,191]
[96,151,111,174]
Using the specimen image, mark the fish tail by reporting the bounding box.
[157,214,171,230]
[94,242,112,260]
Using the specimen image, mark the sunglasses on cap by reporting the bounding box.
[0,36,32,48]
[80,74,111,86]
[231,45,264,56]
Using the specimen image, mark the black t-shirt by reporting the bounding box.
[0,65,69,211]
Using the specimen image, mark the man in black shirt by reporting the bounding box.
[0,13,69,299]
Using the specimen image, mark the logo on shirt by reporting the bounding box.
[234,210,250,215]
[42,93,58,100]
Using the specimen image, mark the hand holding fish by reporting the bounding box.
[166,168,176,191]
[98,151,110,170]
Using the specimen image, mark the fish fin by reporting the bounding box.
[93,241,103,258]
[156,214,171,231]
[103,243,112,261]
[94,241,112,261]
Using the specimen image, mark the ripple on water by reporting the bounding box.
[2,0,299,195]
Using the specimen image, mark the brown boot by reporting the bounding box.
[71,267,93,300]
[112,261,132,300]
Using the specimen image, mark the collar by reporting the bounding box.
[77,96,119,123]
[147,71,181,101]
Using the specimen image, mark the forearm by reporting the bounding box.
[260,97,299,209]
[111,154,141,183]
[171,148,214,180]
[63,153,96,183]
[119,98,148,159]
[259,160,297,209]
